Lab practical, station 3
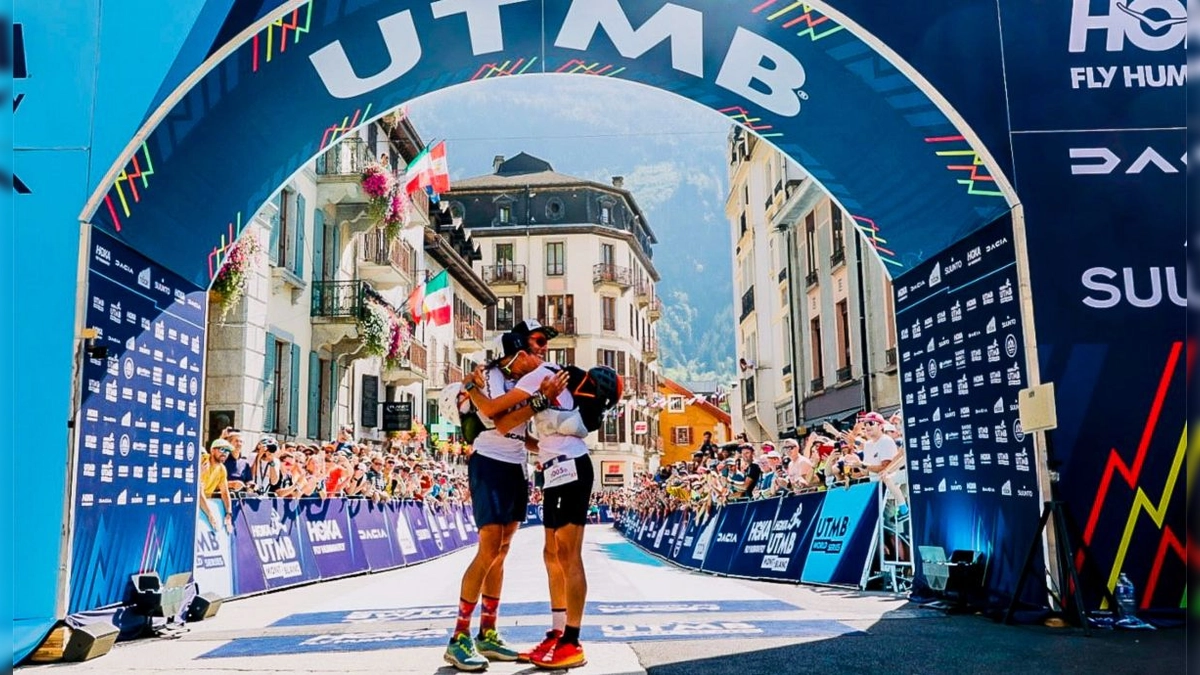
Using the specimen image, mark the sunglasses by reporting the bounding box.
[863,421,879,427]
[528,334,549,348]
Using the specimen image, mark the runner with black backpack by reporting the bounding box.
[483,322,622,671]
[440,324,566,672]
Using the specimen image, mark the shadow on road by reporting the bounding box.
[639,606,1185,675]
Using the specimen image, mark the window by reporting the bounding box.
[832,207,845,255]
[602,296,616,331]
[601,242,615,266]
[277,189,291,265]
[810,316,824,381]
[673,426,692,446]
[271,340,287,433]
[836,299,852,369]
[492,296,520,331]
[667,396,686,413]
[600,204,612,224]
[546,242,565,276]
[805,212,817,275]
[495,243,514,267]
[546,348,574,367]
[597,348,617,370]
[782,317,793,370]
[498,203,512,224]
[546,197,565,221]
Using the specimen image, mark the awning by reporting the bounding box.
[798,407,862,433]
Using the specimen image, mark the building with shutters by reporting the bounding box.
[725,127,900,443]
[202,113,492,448]
[444,152,665,488]
[657,379,733,467]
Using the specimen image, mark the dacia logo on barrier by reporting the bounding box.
[310,1,810,117]
[1069,0,1186,53]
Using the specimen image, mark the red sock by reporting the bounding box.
[480,595,500,633]
[454,598,477,638]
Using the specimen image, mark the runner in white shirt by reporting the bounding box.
[445,327,565,672]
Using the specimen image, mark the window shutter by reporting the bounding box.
[307,351,320,438]
[263,332,277,432]
[514,297,523,323]
[330,359,339,421]
[268,194,282,265]
[619,415,627,443]
[565,294,575,318]
[617,351,626,375]
[295,194,307,278]
[486,304,495,330]
[596,349,603,367]
[330,221,341,281]
[361,374,379,428]
[289,343,301,435]
[312,209,325,283]
[537,296,546,321]
[566,348,575,365]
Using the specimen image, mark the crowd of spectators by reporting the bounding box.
[603,412,908,524]
[200,426,473,511]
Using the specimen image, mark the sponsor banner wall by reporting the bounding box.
[238,499,319,592]
[225,500,479,600]
[618,487,877,588]
[699,501,752,576]
[893,215,1044,603]
[996,1,1186,611]
[300,500,368,580]
[725,493,823,582]
[801,483,881,586]
[69,228,208,614]
[349,501,400,571]
[1011,128,1186,609]
[193,499,234,599]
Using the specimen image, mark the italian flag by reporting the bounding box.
[408,270,452,326]
[404,141,450,196]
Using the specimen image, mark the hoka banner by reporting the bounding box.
[725,493,823,582]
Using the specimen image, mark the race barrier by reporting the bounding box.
[194,498,479,600]
[616,483,881,587]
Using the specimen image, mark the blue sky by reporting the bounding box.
[404,75,738,378]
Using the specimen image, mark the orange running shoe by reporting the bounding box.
[536,640,587,670]
[517,630,561,663]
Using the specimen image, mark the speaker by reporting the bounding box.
[185,593,224,622]
[62,622,120,662]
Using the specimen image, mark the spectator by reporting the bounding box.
[729,444,762,500]
[248,437,281,495]
[222,429,252,494]
[200,439,234,532]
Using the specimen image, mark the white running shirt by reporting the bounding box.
[470,366,526,465]
[516,364,589,464]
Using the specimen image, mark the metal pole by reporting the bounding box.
[854,231,873,412]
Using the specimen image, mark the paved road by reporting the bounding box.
[26,527,1184,674]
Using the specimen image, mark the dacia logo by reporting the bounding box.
[1069,0,1186,53]
[1070,146,1185,175]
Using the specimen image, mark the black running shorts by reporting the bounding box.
[542,455,594,529]
[468,453,529,527]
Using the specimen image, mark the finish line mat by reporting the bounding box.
[271,599,803,627]
[201,619,864,658]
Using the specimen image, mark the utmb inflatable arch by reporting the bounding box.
[12,0,1185,661]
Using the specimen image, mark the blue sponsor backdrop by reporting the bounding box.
[892,215,1043,604]
[69,229,208,614]
[618,485,880,587]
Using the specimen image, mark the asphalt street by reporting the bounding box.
[24,526,1185,674]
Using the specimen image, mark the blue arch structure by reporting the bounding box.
[11,0,1185,664]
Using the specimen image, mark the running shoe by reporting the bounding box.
[475,628,519,662]
[443,633,489,672]
[536,640,587,670]
[518,629,562,663]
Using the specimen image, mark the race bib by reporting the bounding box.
[544,457,579,489]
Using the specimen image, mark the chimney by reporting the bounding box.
[493,155,505,173]
[612,176,624,189]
